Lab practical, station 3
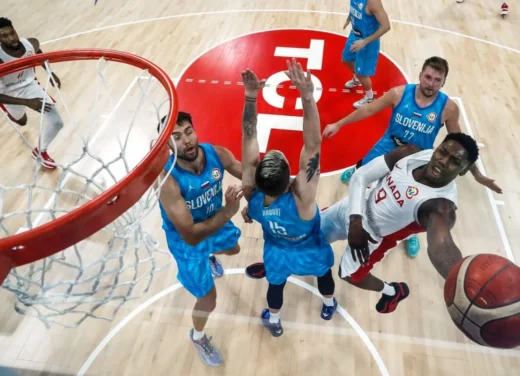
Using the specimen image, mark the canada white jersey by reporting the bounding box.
[365,149,458,239]
[0,38,36,91]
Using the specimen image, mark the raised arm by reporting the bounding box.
[240,69,265,200]
[214,145,242,180]
[285,59,322,219]
[322,86,403,138]
[417,198,462,279]
[158,172,243,246]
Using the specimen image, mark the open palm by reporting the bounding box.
[242,69,266,98]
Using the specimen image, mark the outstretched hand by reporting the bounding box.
[242,69,266,98]
[284,58,314,98]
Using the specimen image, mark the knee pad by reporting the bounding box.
[266,282,286,310]
[317,269,335,296]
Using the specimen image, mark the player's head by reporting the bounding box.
[157,111,198,162]
[255,150,291,197]
[425,132,479,184]
[419,56,449,98]
[0,18,19,49]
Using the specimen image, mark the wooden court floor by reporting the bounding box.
[0,1,519,375]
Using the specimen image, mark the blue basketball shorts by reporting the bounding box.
[263,240,334,286]
[342,30,381,77]
[165,220,241,298]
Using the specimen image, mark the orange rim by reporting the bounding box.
[0,49,178,283]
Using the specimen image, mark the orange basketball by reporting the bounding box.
[444,254,520,349]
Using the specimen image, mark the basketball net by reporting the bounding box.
[0,52,177,328]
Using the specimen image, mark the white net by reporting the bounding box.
[0,53,177,328]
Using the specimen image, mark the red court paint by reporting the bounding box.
[177,29,407,175]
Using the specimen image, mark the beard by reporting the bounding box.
[177,147,199,162]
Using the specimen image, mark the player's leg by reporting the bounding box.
[261,243,292,337]
[25,82,64,169]
[209,221,241,277]
[339,241,409,313]
[352,39,381,109]
[262,280,286,337]
[317,268,338,320]
[341,32,361,89]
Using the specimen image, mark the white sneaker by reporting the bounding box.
[353,96,375,109]
[344,78,361,89]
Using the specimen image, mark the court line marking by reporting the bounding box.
[39,9,520,56]
[77,268,390,376]
[27,76,139,229]
[453,96,515,263]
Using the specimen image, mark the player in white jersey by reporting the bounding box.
[0,17,64,169]
[320,132,478,313]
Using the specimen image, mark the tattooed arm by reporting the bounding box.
[240,69,265,201]
[281,59,322,220]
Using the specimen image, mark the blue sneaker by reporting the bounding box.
[209,255,224,278]
[261,309,284,337]
[189,328,223,367]
[340,167,356,183]
[406,235,420,258]
[320,297,337,320]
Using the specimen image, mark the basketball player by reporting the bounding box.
[319,133,478,313]
[157,111,243,366]
[323,56,502,257]
[342,0,391,108]
[240,59,337,337]
[0,17,64,169]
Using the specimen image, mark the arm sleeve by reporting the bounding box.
[348,155,391,217]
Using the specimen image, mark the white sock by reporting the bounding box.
[269,311,280,324]
[366,89,374,99]
[323,297,335,307]
[192,329,205,341]
[381,283,396,296]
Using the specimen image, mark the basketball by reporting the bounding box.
[444,254,520,349]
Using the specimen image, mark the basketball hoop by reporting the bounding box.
[0,49,178,327]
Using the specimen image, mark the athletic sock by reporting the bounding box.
[192,329,205,341]
[323,297,335,307]
[269,311,280,324]
[381,282,396,296]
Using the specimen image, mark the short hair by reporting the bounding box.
[422,56,449,79]
[0,18,13,29]
[442,132,479,164]
[156,111,193,133]
[255,151,290,197]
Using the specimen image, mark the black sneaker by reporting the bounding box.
[376,282,410,313]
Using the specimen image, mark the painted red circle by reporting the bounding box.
[177,29,407,175]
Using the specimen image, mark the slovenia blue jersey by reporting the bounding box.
[159,143,224,233]
[385,84,449,149]
[349,0,380,38]
[248,189,328,251]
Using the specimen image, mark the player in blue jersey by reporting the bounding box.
[323,56,502,257]
[157,111,243,367]
[239,59,337,337]
[342,0,391,108]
